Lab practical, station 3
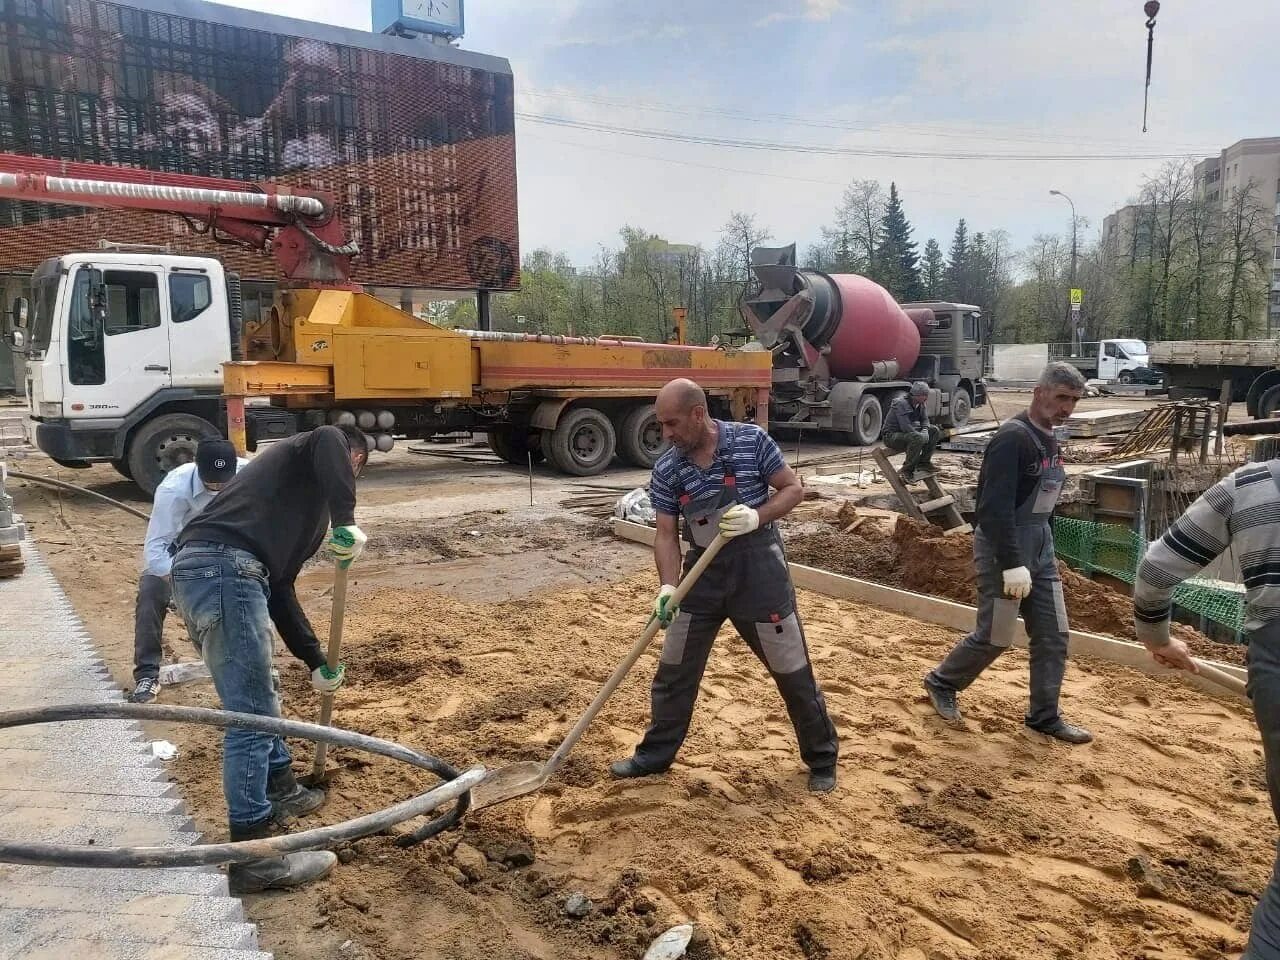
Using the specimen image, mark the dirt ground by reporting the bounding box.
[3,408,1272,960]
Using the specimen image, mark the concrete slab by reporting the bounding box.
[12,941,271,960]
[0,908,260,951]
[0,886,243,922]
[0,865,228,897]
[0,790,187,816]
[0,809,197,845]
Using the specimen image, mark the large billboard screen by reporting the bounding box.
[0,0,519,290]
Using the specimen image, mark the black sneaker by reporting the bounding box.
[128,677,160,704]
[923,679,962,723]
[807,767,837,794]
[1026,720,1094,745]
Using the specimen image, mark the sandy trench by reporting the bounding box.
[5,451,1273,960]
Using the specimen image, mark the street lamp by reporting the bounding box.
[1050,189,1079,351]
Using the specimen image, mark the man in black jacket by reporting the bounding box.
[170,424,368,894]
[882,381,941,482]
[922,363,1092,744]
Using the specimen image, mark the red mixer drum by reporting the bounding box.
[824,273,921,379]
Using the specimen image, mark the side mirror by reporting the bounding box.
[11,297,28,329]
[8,329,23,350]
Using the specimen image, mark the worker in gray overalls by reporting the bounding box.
[611,378,839,793]
[923,362,1094,744]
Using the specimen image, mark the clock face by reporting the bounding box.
[404,0,462,29]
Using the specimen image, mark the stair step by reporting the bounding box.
[12,942,271,960]
[0,865,228,897]
[918,495,955,512]
[0,908,260,952]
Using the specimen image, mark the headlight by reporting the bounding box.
[38,401,61,418]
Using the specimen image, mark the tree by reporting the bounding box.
[873,182,922,301]
[718,211,773,288]
[1219,178,1272,337]
[944,219,970,301]
[921,238,945,299]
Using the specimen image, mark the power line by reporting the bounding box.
[515,112,1212,162]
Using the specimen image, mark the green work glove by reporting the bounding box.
[328,524,367,569]
[311,663,345,694]
[652,584,678,627]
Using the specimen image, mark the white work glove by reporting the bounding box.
[1001,566,1032,599]
[311,663,346,693]
[329,525,367,569]
[718,504,760,539]
[652,584,678,627]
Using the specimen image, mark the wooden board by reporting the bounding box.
[1063,408,1148,438]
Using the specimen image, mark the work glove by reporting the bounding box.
[329,525,367,569]
[1001,566,1032,599]
[652,584,678,627]
[311,663,346,694]
[718,504,760,539]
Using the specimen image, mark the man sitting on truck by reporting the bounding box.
[882,381,941,482]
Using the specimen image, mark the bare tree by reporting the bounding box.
[1219,178,1273,337]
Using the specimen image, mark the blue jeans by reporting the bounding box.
[170,541,291,828]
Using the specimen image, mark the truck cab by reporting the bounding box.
[5,252,245,493]
[1098,338,1150,382]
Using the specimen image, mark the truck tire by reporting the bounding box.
[846,393,883,446]
[110,458,133,481]
[1259,385,1280,419]
[943,388,972,428]
[542,407,616,476]
[1118,370,1135,385]
[878,390,908,439]
[486,426,544,465]
[126,413,220,497]
[617,403,667,468]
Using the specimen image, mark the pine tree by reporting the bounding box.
[945,219,969,301]
[874,182,922,301]
[922,238,945,299]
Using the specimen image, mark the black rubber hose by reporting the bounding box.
[0,702,482,868]
[7,469,150,521]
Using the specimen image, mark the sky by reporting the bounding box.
[219,0,1279,270]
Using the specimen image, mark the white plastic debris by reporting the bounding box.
[643,924,694,960]
[158,661,211,685]
[151,740,178,761]
[614,488,657,525]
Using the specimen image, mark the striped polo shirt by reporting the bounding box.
[649,420,786,516]
[1135,460,1280,644]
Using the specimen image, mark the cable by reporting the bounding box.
[8,469,150,521]
[516,112,1211,162]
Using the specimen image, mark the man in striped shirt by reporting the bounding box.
[1134,459,1280,958]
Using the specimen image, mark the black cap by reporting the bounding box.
[195,439,237,485]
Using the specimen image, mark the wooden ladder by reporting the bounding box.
[871,448,972,535]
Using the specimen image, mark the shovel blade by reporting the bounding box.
[470,761,549,810]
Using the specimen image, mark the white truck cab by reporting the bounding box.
[1098,338,1150,382]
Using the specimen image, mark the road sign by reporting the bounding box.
[1070,288,1083,305]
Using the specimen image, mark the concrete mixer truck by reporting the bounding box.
[742,244,987,445]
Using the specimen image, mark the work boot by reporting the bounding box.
[1026,719,1094,745]
[609,757,662,780]
[807,767,837,794]
[923,679,963,723]
[267,765,326,821]
[128,677,160,704]
[227,819,336,895]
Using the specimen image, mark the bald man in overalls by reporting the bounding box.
[610,378,839,793]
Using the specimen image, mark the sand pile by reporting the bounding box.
[169,571,1269,960]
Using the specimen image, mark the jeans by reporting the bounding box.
[884,426,941,473]
[132,573,171,682]
[1244,622,1280,959]
[169,540,291,828]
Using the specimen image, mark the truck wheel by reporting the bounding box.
[486,426,543,465]
[617,404,667,468]
[943,388,972,428]
[1118,370,1134,385]
[1259,385,1280,419]
[847,394,883,446]
[126,413,220,497]
[110,458,133,481]
[543,407,616,476]
[878,390,908,440]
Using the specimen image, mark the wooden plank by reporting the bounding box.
[918,495,955,513]
[871,448,928,524]
[609,519,1247,699]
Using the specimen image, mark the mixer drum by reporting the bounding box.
[823,273,921,380]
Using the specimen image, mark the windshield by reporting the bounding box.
[28,265,61,354]
[1117,339,1147,357]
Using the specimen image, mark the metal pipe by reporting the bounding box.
[7,469,150,521]
[455,329,725,351]
[0,702,481,867]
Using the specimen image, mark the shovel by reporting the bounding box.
[307,561,349,784]
[1191,657,1247,699]
[471,532,730,810]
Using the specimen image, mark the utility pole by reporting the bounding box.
[1050,189,1079,350]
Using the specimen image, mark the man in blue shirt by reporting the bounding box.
[610,378,839,793]
[129,439,245,704]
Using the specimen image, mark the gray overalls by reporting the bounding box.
[926,419,1071,729]
[633,435,839,774]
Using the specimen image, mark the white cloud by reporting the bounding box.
[755,0,846,28]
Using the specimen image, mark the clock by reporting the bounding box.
[372,0,465,38]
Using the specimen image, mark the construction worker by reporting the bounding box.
[1133,460,1280,959]
[128,439,245,704]
[169,424,369,894]
[610,378,839,793]
[883,381,941,482]
[923,362,1093,744]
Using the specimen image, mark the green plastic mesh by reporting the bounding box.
[1052,516,1245,636]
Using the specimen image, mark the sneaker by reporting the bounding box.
[807,767,837,794]
[1026,719,1094,745]
[128,677,160,704]
[923,679,962,723]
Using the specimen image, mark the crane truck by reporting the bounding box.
[0,152,771,494]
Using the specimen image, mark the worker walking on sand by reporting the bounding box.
[610,378,839,793]
[128,439,245,704]
[923,362,1094,744]
[169,425,369,894]
[1133,461,1280,959]
[883,381,941,483]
